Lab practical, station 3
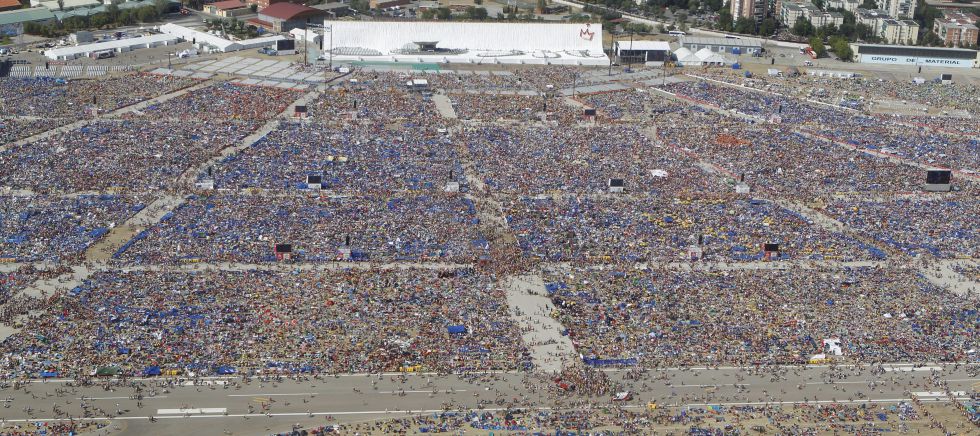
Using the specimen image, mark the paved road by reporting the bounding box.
[1,364,975,435]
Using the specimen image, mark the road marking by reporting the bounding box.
[685,397,971,407]
[913,391,965,397]
[376,390,467,394]
[883,366,941,372]
[157,408,227,414]
[76,396,168,400]
[4,399,975,424]
[675,384,747,388]
[227,393,317,397]
[182,380,227,386]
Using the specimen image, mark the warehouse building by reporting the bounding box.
[678,36,763,56]
[851,44,979,68]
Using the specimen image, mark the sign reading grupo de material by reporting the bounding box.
[860,54,975,68]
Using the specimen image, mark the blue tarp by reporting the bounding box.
[447,325,466,334]
[143,366,162,376]
[40,371,59,378]
[215,365,236,375]
[582,357,638,367]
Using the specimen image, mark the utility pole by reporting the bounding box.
[327,24,333,71]
[608,31,614,76]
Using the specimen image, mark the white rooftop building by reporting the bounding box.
[44,33,178,60]
[322,20,609,66]
[159,23,285,53]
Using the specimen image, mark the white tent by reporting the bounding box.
[694,48,726,66]
[673,47,700,66]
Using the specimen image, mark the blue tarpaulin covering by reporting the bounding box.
[143,366,162,376]
[447,325,466,334]
[215,365,236,375]
[582,357,637,367]
[40,371,59,378]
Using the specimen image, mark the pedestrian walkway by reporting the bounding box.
[430,94,457,119]
[504,274,575,374]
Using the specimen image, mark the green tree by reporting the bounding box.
[859,0,876,8]
[829,36,852,61]
[90,12,111,28]
[105,3,119,22]
[919,30,942,46]
[718,8,733,32]
[792,17,814,37]
[734,17,755,34]
[137,6,157,22]
[466,6,488,20]
[536,0,545,11]
[808,37,827,57]
[834,43,852,61]
[436,7,451,20]
[758,17,776,36]
[154,0,170,15]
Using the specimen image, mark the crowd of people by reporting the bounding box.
[0,117,69,145]
[449,93,583,124]
[120,193,487,263]
[0,120,252,192]
[505,195,878,262]
[697,68,980,115]
[0,74,199,118]
[662,79,980,173]
[544,265,978,365]
[660,122,923,197]
[203,121,463,193]
[462,124,725,196]
[0,63,977,434]
[0,194,143,262]
[824,195,979,258]
[126,82,304,123]
[312,80,436,121]
[0,268,529,378]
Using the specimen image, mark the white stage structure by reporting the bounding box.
[323,20,609,66]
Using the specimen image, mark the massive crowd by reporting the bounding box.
[0,194,143,262]
[463,124,725,195]
[662,79,980,173]
[0,74,199,118]
[660,122,923,196]
[0,64,977,434]
[203,121,463,192]
[0,268,528,378]
[0,120,251,192]
[127,82,304,123]
[0,117,70,145]
[449,93,583,124]
[121,193,487,263]
[824,195,979,258]
[505,195,879,262]
[544,265,977,365]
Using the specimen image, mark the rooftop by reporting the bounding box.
[258,2,322,20]
[0,7,55,26]
[679,36,764,48]
[211,0,248,10]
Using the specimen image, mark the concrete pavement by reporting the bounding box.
[0,364,975,435]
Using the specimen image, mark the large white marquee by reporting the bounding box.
[322,20,609,66]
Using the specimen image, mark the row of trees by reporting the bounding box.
[23,0,172,37]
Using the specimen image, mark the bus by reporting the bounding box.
[89,49,114,59]
[668,30,686,36]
